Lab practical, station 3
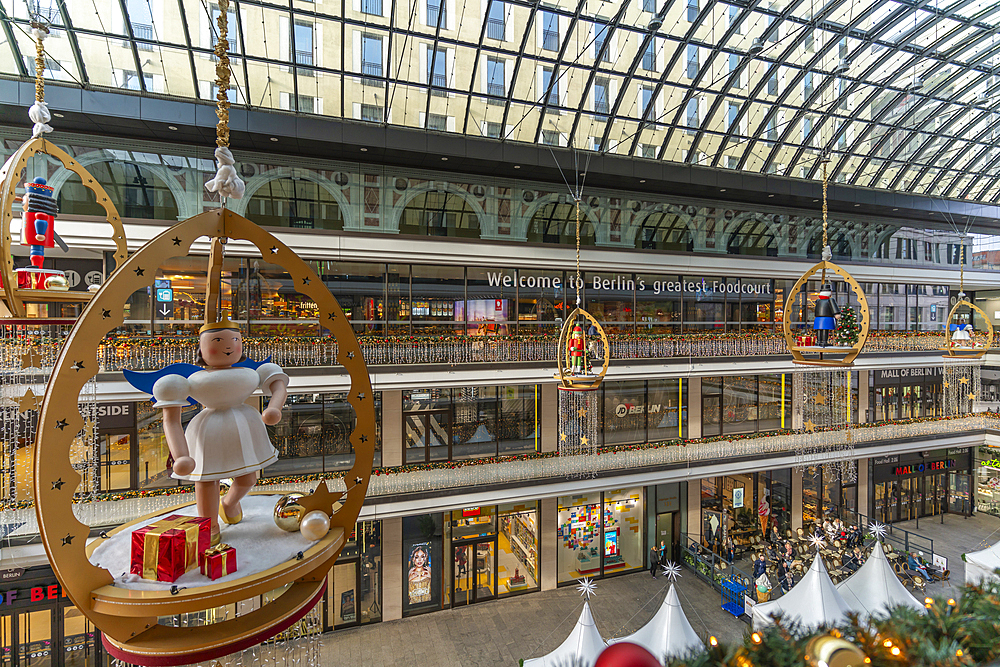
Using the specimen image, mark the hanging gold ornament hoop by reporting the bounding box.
[33,209,376,666]
[782,156,870,367]
[941,299,993,359]
[0,18,127,317]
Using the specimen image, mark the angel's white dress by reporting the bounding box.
[151,364,288,481]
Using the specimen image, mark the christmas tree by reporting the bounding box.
[834,305,860,347]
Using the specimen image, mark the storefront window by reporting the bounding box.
[498,502,539,596]
[137,401,196,490]
[702,375,788,437]
[557,492,602,584]
[330,521,381,629]
[403,514,444,616]
[647,378,687,440]
[453,387,498,461]
[498,385,541,454]
[585,272,634,334]
[603,488,644,574]
[516,269,566,334]
[411,265,464,334]
[602,381,646,446]
[320,261,386,335]
[467,267,513,336]
[636,273,681,333]
[683,276,725,331]
[386,264,409,334]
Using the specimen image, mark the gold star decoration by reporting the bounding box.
[804,419,817,432]
[577,407,588,418]
[959,377,970,385]
[17,388,40,414]
[297,481,343,517]
[968,393,977,401]
[580,436,589,446]
[560,433,567,442]
[943,381,950,388]
[813,393,827,405]
[20,348,43,370]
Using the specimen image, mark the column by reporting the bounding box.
[540,497,557,590]
[857,370,870,423]
[857,458,869,518]
[382,517,403,621]
[382,390,403,467]
[540,383,558,453]
[686,480,701,544]
[791,469,803,531]
[687,377,702,440]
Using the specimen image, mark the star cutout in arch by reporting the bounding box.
[61,534,74,546]
[270,246,279,254]
[20,348,44,369]
[302,277,311,285]
[71,361,85,372]
[102,309,111,319]
[172,237,182,246]
[133,267,145,277]
[55,419,68,430]
[52,478,65,490]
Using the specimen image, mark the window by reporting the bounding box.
[837,122,847,149]
[686,44,699,78]
[211,83,237,103]
[767,72,778,95]
[361,104,382,122]
[426,113,448,131]
[802,116,812,144]
[360,0,382,15]
[296,95,315,114]
[362,34,382,83]
[486,56,505,100]
[729,5,741,33]
[640,86,654,122]
[727,102,739,131]
[541,66,559,106]
[804,28,814,51]
[486,1,505,40]
[767,14,778,41]
[640,144,656,158]
[766,117,777,142]
[839,37,848,59]
[924,242,933,262]
[294,22,314,74]
[121,70,153,91]
[727,156,739,169]
[686,98,698,133]
[209,4,237,52]
[594,21,609,62]
[541,130,560,146]
[803,71,813,99]
[728,53,740,86]
[427,0,446,27]
[687,0,698,21]
[485,122,503,138]
[643,0,656,11]
[642,40,656,71]
[541,10,559,51]
[126,0,154,50]
[428,47,448,95]
[594,77,610,118]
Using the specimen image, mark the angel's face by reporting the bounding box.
[200,329,242,368]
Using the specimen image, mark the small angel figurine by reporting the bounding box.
[125,318,288,539]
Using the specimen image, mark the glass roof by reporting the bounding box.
[3,0,1000,203]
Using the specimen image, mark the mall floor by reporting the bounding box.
[324,569,746,666]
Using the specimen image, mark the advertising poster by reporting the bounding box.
[407,542,432,605]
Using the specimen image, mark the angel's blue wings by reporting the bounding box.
[123,357,272,406]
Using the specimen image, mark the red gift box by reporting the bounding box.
[796,335,816,347]
[200,543,237,580]
[130,514,212,582]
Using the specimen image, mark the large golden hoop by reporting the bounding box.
[781,260,870,367]
[0,137,127,316]
[34,208,375,665]
[940,299,994,359]
[555,307,610,390]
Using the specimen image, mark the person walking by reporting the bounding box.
[776,558,790,593]
[649,545,660,578]
[753,553,768,579]
[658,541,670,568]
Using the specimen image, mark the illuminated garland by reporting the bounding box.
[2,412,992,511]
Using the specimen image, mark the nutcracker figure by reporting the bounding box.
[568,324,586,374]
[20,177,57,268]
[813,283,840,347]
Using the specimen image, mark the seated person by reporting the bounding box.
[906,552,931,581]
[822,519,834,535]
[783,541,797,561]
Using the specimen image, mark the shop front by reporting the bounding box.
[325,521,382,630]
[976,447,1000,517]
[871,367,943,421]
[556,488,644,584]
[0,568,101,667]
[871,448,974,523]
[698,470,792,554]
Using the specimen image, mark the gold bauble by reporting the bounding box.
[299,510,330,541]
[273,492,306,532]
[219,478,233,497]
[44,274,68,291]
[806,635,867,667]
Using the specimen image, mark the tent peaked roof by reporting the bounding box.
[752,554,852,630]
[837,541,923,617]
[608,584,704,660]
[965,540,1000,584]
[523,601,606,667]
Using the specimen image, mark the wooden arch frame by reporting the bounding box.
[555,307,610,390]
[33,208,375,666]
[941,298,994,359]
[781,260,871,367]
[0,137,127,316]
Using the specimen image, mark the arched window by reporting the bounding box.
[527,201,597,245]
[806,225,851,260]
[246,178,344,230]
[399,190,480,238]
[726,216,777,256]
[57,161,180,220]
[634,210,692,251]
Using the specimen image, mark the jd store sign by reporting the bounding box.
[614,402,665,417]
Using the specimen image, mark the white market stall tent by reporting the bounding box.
[607,584,704,661]
[523,602,606,667]
[752,556,853,630]
[837,542,923,618]
[965,541,1000,584]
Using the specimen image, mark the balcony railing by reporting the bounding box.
[487,18,505,40]
[131,23,153,50]
[362,61,382,86]
[542,29,559,50]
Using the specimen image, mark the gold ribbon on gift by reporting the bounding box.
[142,516,206,580]
[203,543,232,558]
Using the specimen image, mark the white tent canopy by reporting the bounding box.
[523,602,606,667]
[837,541,923,618]
[608,584,703,661]
[752,555,853,630]
[965,541,1000,584]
